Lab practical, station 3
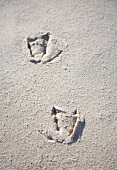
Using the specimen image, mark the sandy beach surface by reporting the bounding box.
[0,0,117,169]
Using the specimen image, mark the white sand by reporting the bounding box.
[0,0,117,169]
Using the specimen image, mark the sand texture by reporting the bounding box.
[0,0,117,169]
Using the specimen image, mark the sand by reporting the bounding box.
[0,0,117,169]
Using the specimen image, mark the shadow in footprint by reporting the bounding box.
[69,119,85,144]
[30,60,41,64]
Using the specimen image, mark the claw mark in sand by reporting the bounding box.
[39,107,85,144]
[27,32,63,64]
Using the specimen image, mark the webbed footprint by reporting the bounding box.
[27,32,64,64]
[40,106,85,144]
